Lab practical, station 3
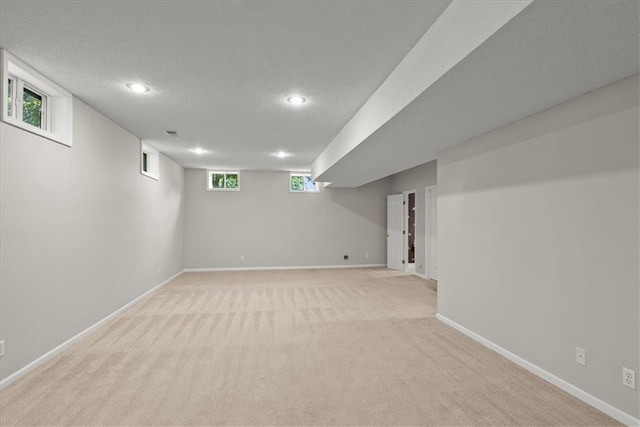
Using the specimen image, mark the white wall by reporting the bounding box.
[184,169,390,269]
[438,75,639,419]
[389,160,437,276]
[0,99,184,382]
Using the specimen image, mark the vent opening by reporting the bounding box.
[164,130,179,137]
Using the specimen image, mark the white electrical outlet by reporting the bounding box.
[623,367,635,389]
[0,340,5,357]
[240,255,245,262]
[575,347,586,366]
[365,252,369,259]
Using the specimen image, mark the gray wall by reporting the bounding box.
[184,169,390,269]
[389,160,437,276]
[438,75,639,418]
[0,99,184,382]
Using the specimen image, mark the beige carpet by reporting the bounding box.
[0,268,619,426]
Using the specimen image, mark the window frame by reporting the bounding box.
[7,76,14,118]
[289,172,320,193]
[1,49,73,146]
[140,141,160,181]
[18,81,48,131]
[206,170,241,191]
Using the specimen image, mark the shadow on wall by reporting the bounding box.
[436,75,639,421]
[326,177,392,224]
[438,75,639,197]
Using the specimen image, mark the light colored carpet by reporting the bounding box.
[0,268,619,426]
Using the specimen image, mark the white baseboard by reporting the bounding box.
[413,272,429,280]
[0,269,184,390]
[184,263,386,272]
[436,314,640,427]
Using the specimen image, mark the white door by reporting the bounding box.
[387,194,403,271]
[426,187,438,279]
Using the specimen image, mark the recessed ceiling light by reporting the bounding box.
[274,151,290,158]
[286,95,306,106]
[191,148,206,154]
[126,82,150,94]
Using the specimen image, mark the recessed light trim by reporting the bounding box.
[191,148,206,154]
[274,151,290,158]
[165,130,179,137]
[286,95,306,106]
[126,82,150,94]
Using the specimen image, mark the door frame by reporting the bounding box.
[402,190,416,272]
[386,194,404,271]
[425,185,437,279]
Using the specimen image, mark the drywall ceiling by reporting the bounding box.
[1,1,637,186]
[314,0,640,187]
[0,0,451,172]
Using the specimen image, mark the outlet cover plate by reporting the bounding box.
[623,367,635,389]
[575,347,586,366]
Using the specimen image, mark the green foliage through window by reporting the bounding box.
[6,78,45,130]
[291,175,304,191]
[7,79,13,117]
[23,87,43,128]
[209,172,240,190]
[290,173,319,192]
[226,174,238,188]
[212,173,225,188]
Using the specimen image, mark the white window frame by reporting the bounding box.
[1,50,73,147]
[289,172,320,193]
[15,81,48,130]
[140,141,160,180]
[207,170,241,191]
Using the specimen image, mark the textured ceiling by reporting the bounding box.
[0,0,451,172]
[2,1,637,186]
[315,0,640,187]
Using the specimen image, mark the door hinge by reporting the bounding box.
[402,230,406,235]
[403,201,406,205]
[402,260,406,264]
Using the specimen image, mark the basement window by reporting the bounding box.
[21,84,46,129]
[6,76,47,130]
[7,78,13,117]
[207,171,240,191]
[140,141,160,180]
[1,50,73,146]
[290,173,319,193]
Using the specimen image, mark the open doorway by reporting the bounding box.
[425,186,437,280]
[403,190,416,273]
